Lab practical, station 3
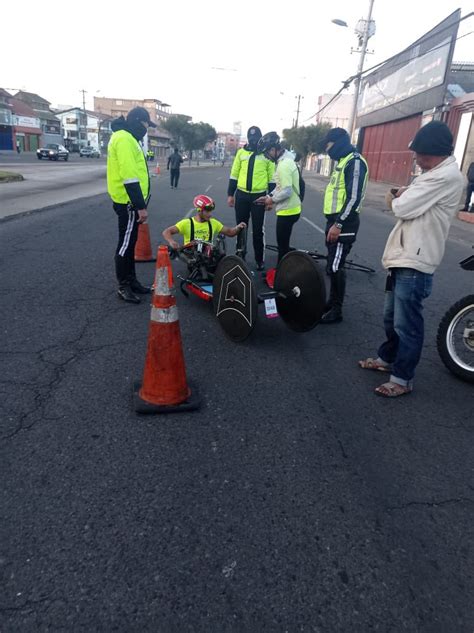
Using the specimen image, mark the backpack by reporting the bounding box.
[293,165,306,202]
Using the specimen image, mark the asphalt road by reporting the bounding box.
[1,168,473,632]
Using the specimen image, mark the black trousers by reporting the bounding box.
[114,203,138,287]
[276,214,300,262]
[234,190,266,264]
[170,168,180,188]
[465,182,474,210]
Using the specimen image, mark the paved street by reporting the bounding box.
[0,154,106,219]
[1,167,474,631]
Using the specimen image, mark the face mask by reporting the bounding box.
[128,120,147,141]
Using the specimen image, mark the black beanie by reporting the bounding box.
[247,126,262,142]
[409,121,453,156]
[323,127,350,145]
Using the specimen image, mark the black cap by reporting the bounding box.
[126,106,157,128]
[409,121,453,156]
[247,126,262,142]
[322,127,350,146]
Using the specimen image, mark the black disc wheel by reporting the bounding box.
[274,251,326,332]
[213,255,257,342]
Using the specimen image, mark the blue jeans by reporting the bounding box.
[377,268,433,386]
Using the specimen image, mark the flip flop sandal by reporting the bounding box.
[359,358,391,372]
[374,382,413,398]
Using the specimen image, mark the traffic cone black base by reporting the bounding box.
[133,380,200,414]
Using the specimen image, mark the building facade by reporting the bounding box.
[315,93,353,130]
[0,88,14,150]
[94,96,172,158]
[14,91,62,146]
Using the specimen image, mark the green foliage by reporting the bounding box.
[162,116,217,152]
[282,123,332,166]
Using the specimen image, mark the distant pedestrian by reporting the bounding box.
[227,126,275,271]
[359,121,464,397]
[463,161,474,212]
[319,127,368,324]
[254,132,301,263]
[107,106,156,304]
[167,147,184,189]
[16,140,21,154]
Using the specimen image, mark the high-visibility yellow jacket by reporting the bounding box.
[228,148,275,195]
[323,151,368,222]
[107,129,150,207]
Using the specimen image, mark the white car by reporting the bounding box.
[80,147,101,158]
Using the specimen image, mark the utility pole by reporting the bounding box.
[295,95,304,128]
[80,89,87,148]
[347,0,375,140]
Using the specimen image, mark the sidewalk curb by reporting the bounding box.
[0,192,108,224]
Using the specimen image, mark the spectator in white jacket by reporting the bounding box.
[359,120,465,398]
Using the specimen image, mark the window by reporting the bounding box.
[66,118,78,125]
[115,100,123,105]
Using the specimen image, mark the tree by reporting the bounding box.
[162,116,217,163]
[282,123,332,170]
[161,115,191,148]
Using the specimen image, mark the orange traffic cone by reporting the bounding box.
[155,162,161,175]
[134,245,200,414]
[135,220,156,263]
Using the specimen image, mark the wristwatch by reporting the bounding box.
[335,222,343,229]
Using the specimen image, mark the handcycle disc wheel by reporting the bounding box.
[213,255,257,342]
[274,251,326,332]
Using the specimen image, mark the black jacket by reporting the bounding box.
[167,152,183,169]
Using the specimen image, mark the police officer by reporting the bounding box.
[227,126,275,270]
[320,128,368,323]
[107,106,156,304]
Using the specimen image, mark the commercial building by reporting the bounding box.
[356,10,474,185]
[14,91,62,146]
[94,96,172,159]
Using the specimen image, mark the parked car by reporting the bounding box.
[37,144,69,161]
[79,147,101,158]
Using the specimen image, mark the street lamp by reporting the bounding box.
[332,0,376,140]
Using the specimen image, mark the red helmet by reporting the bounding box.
[193,194,215,212]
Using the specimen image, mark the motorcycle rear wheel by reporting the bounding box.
[437,295,474,383]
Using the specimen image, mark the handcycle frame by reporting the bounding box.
[265,244,375,274]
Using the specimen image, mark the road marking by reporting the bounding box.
[302,216,325,235]
[216,176,222,181]
[185,207,195,218]
[205,185,212,193]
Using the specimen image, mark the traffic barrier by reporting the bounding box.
[135,220,156,263]
[134,245,200,414]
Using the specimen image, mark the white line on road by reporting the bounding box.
[302,216,325,235]
[216,176,222,181]
[205,185,212,193]
[185,207,195,218]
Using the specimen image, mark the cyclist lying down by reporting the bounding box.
[162,194,246,250]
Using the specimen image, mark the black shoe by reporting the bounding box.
[256,262,265,271]
[320,307,343,324]
[117,287,141,304]
[130,280,152,294]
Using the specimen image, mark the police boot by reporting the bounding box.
[115,255,141,304]
[321,270,346,324]
[127,258,151,294]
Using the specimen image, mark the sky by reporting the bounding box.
[3,0,473,136]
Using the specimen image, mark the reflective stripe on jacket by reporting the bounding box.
[229,148,275,194]
[323,152,368,219]
[107,129,150,204]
